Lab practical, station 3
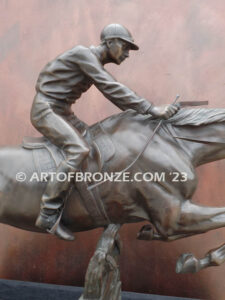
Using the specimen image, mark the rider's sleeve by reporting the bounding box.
[75,46,153,114]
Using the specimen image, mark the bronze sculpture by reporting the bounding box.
[30,23,178,240]
[0,105,225,298]
[0,107,225,254]
[0,24,225,299]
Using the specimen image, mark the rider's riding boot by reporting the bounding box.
[35,161,76,241]
[36,208,75,241]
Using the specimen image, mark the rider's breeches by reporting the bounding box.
[30,93,90,210]
[31,93,90,168]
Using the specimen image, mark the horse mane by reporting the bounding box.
[166,108,225,126]
[97,107,225,131]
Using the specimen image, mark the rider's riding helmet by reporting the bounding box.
[100,24,139,50]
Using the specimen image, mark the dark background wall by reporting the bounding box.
[0,0,225,299]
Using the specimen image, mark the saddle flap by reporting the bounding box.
[89,122,115,169]
[22,136,49,149]
[93,134,115,162]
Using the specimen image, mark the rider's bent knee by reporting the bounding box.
[65,142,90,162]
[75,138,90,156]
[78,143,90,158]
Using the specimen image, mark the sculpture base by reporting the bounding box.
[0,279,198,300]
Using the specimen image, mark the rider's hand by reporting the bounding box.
[148,104,180,119]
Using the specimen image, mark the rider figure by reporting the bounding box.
[31,24,179,241]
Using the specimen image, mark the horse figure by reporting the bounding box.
[0,107,225,278]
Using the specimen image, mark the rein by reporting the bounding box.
[88,97,208,191]
[173,136,225,144]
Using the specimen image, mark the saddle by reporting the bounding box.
[22,122,115,225]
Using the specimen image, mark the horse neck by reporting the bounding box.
[172,122,225,167]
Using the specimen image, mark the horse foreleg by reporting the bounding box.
[176,243,225,273]
[167,201,225,273]
[177,200,225,234]
[145,198,225,239]
[137,224,195,241]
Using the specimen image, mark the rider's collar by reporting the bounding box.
[90,46,103,65]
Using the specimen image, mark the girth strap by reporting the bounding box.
[76,180,111,226]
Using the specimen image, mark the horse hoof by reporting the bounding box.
[176,253,200,274]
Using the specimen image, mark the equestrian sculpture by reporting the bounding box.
[1,24,225,299]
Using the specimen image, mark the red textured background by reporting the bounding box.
[0,1,225,299]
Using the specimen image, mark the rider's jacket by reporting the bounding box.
[35,45,152,114]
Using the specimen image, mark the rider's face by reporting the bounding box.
[107,39,130,64]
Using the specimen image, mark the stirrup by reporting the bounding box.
[47,210,74,241]
[47,209,63,234]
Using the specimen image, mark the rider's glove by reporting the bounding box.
[147,104,180,119]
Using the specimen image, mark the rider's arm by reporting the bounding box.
[74,46,152,114]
